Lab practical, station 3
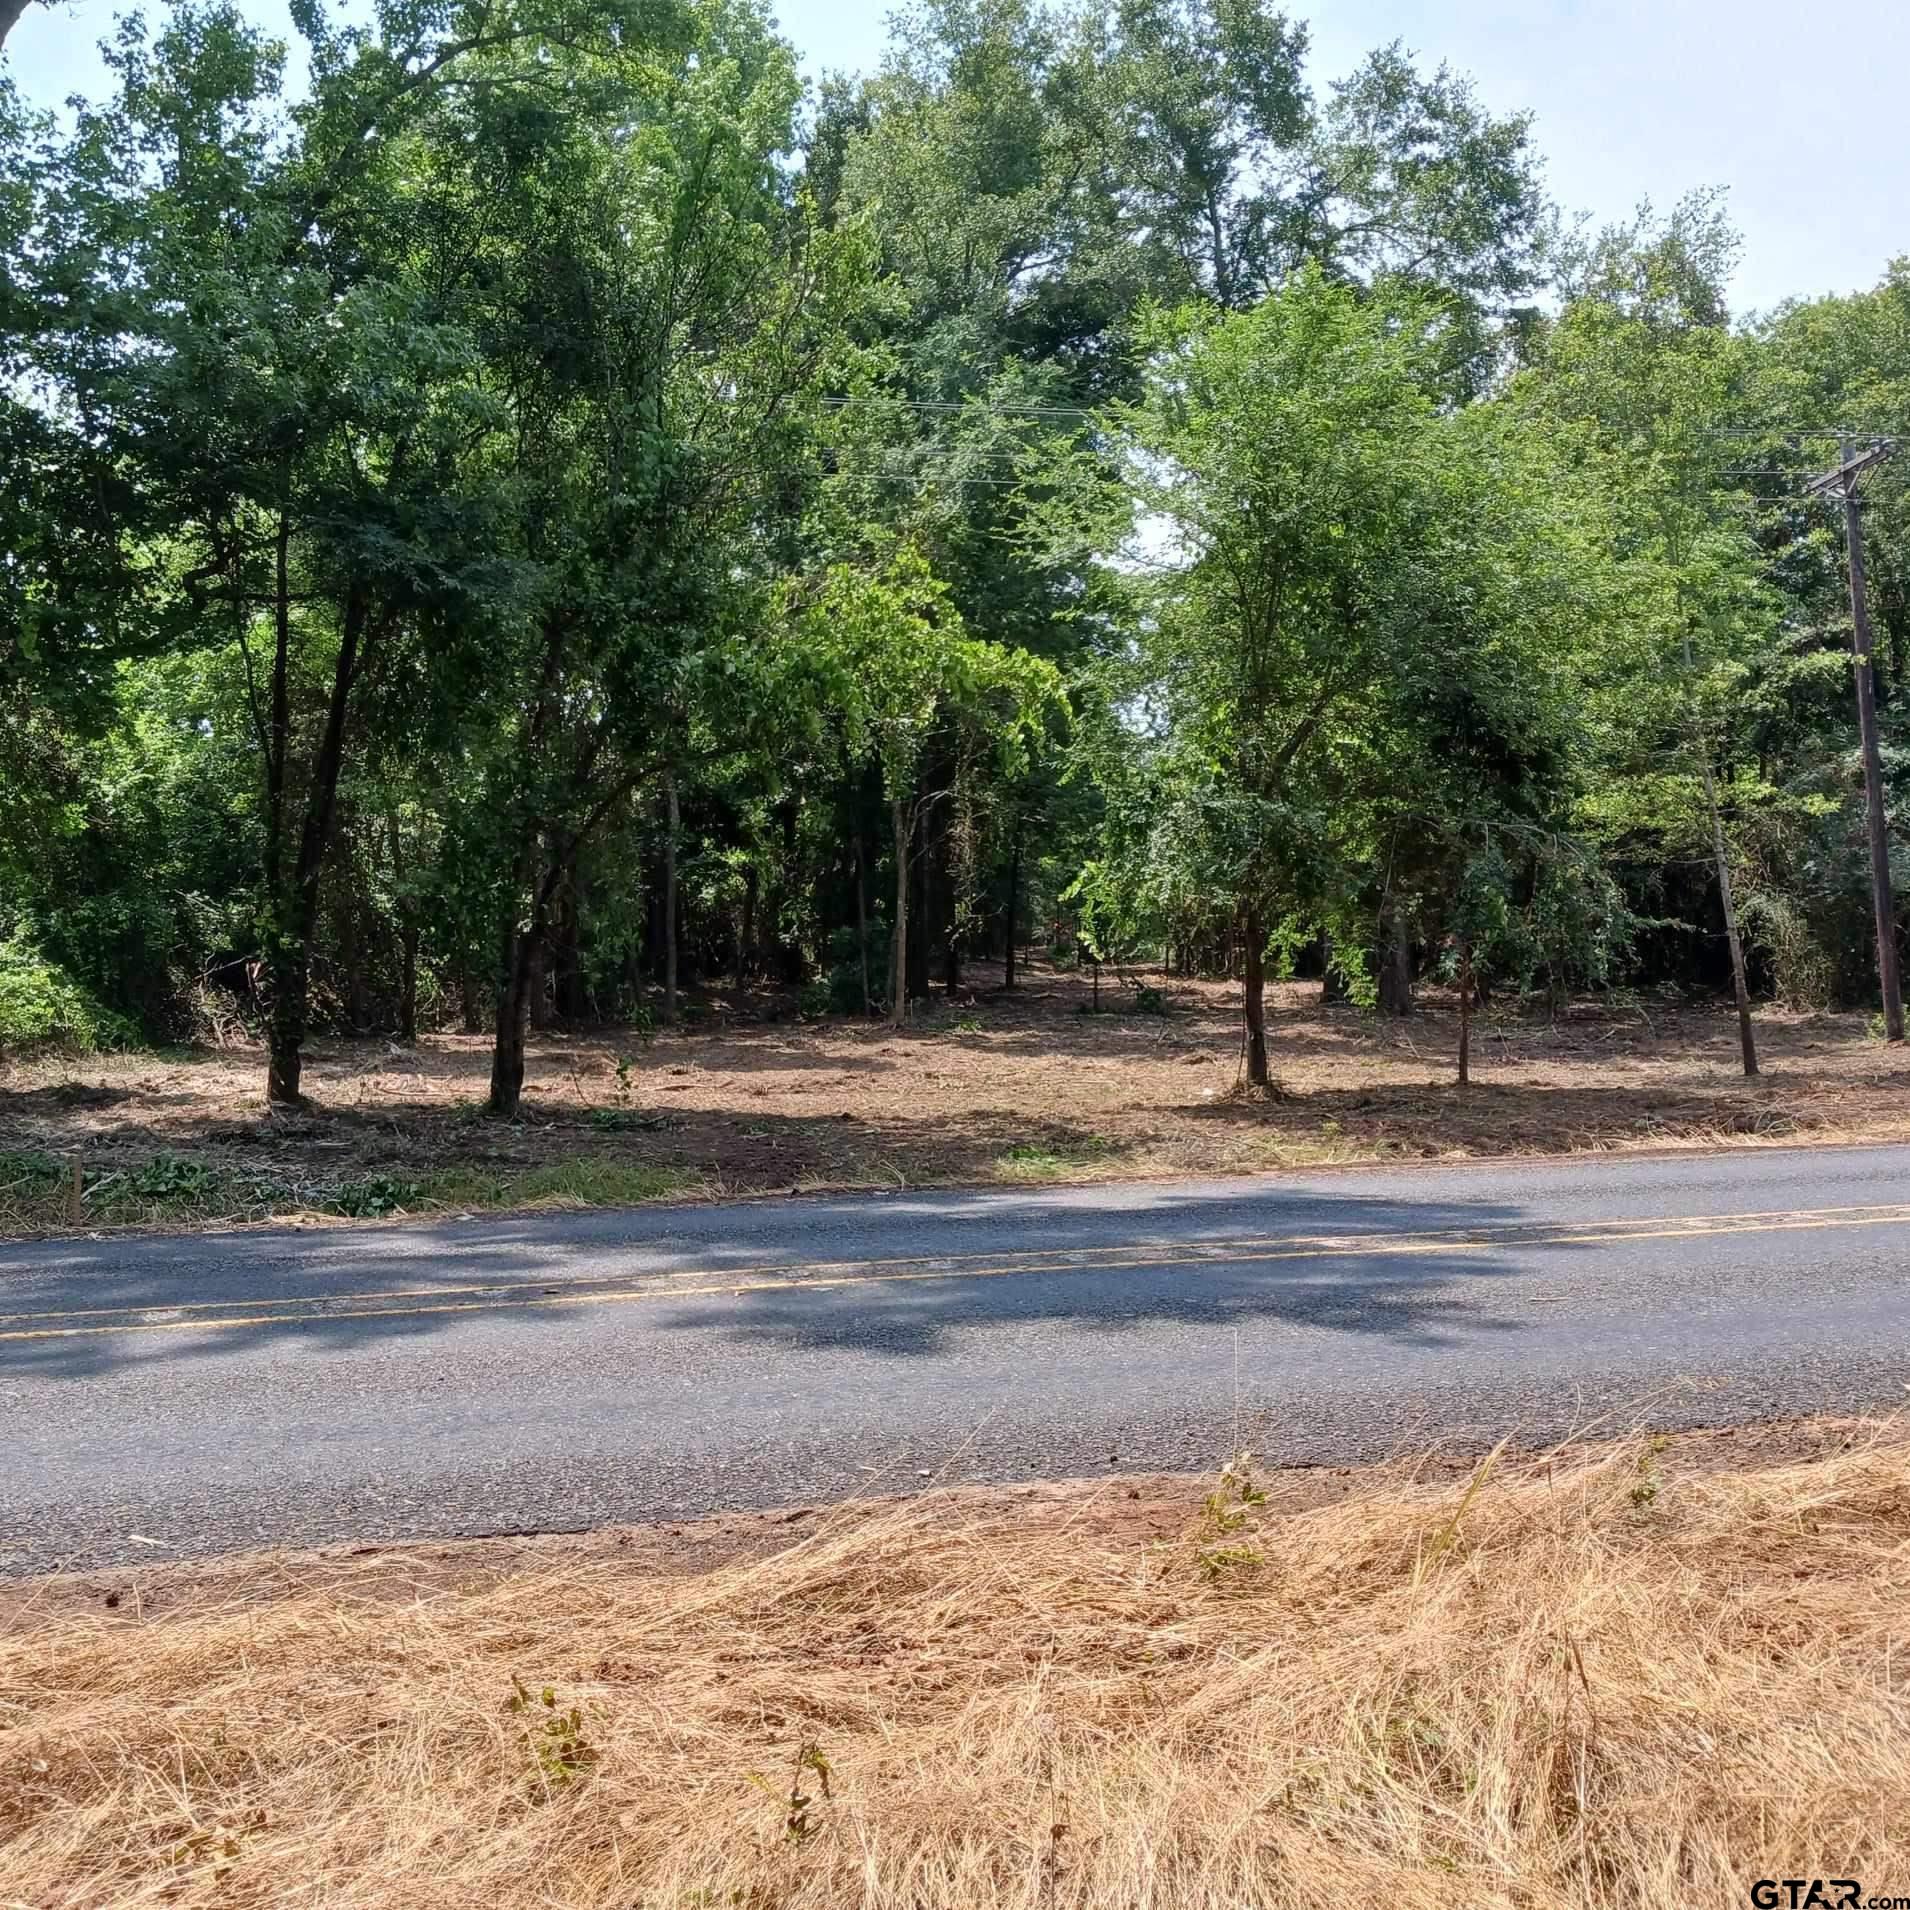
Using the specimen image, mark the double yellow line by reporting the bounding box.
[2,1202,1907,1345]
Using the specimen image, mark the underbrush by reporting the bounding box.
[3,1431,1905,1906]
[0,934,134,1051]
[0,1147,703,1232]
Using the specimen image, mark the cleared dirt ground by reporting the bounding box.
[3,1417,1904,1907]
[5,962,1910,1232]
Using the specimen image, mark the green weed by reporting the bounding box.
[1194,1451,1268,1579]
[330,1174,421,1218]
[422,1157,699,1211]
[995,1137,1115,1182]
[589,1107,675,1133]
[747,1736,832,1846]
[507,1677,598,1792]
[0,1151,63,1192]
[131,1154,216,1201]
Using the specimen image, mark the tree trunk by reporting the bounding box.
[1318,929,1348,1004]
[389,806,418,1043]
[550,869,587,1023]
[264,583,372,1107]
[1243,907,1269,1088]
[890,793,910,1031]
[489,925,536,1118]
[662,769,680,1025]
[906,822,931,1002]
[1003,818,1023,992]
[938,797,961,994]
[1457,938,1474,1088]
[337,827,370,1031]
[489,831,552,1119]
[1377,910,1413,1017]
[738,865,758,993]
[1699,747,1758,1076]
[459,964,484,1034]
[488,769,641,1115]
[399,924,419,1043]
[853,819,872,1016]
[771,796,804,985]
[526,928,551,1033]
[490,862,561,1118]
[1681,633,1758,1077]
[266,955,309,1106]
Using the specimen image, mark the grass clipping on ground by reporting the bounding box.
[5,1435,1908,1907]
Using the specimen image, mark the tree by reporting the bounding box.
[13,0,557,1101]
[1076,272,1456,1083]
[1517,197,1780,1071]
[1741,266,1910,1012]
[1076,267,1630,1084]
[0,0,40,51]
[399,0,878,1116]
[1067,0,1547,391]
[793,550,1062,1026]
[10,0,1892,1087]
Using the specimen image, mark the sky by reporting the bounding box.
[6,0,1905,318]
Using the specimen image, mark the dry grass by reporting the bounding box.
[6,964,1910,1235]
[5,1428,1909,1907]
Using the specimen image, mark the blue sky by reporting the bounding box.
[7,0,1904,317]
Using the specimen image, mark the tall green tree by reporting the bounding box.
[403,0,876,1115]
[1514,198,1774,1071]
[13,0,539,1100]
[1078,270,1616,1084]
[793,548,1061,1025]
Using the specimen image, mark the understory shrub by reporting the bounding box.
[0,933,134,1051]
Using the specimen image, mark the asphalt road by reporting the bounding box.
[3,1143,1909,1572]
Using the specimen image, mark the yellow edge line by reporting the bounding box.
[6,1201,1906,1328]
[2,1208,1907,1344]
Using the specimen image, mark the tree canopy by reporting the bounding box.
[5,0,1909,1099]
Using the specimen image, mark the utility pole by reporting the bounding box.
[1808,438,1903,1042]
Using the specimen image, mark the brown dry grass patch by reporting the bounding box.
[6,965,1910,1235]
[4,1429,1908,1907]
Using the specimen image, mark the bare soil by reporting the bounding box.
[4,962,1909,1234]
[0,1412,1873,1624]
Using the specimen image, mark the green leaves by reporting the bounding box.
[789,547,1064,797]
[1076,263,1629,993]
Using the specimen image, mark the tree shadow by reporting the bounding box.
[1180,1076,1826,1152]
[649,1225,1558,1360]
[0,1183,1560,1382]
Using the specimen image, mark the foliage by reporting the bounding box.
[507,1677,599,1793]
[330,1174,421,1219]
[0,934,133,1050]
[2,0,1908,1096]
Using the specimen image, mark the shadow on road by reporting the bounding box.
[0,1183,1583,1380]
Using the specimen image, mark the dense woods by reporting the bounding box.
[5,0,1910,1108]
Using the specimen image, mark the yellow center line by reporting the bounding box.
[3,1200,1903,1329]
[0,1204,1906,1344]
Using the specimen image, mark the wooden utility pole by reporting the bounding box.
[1808,439,1903,1041]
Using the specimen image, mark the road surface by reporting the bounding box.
[2,1144,1909,1572]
